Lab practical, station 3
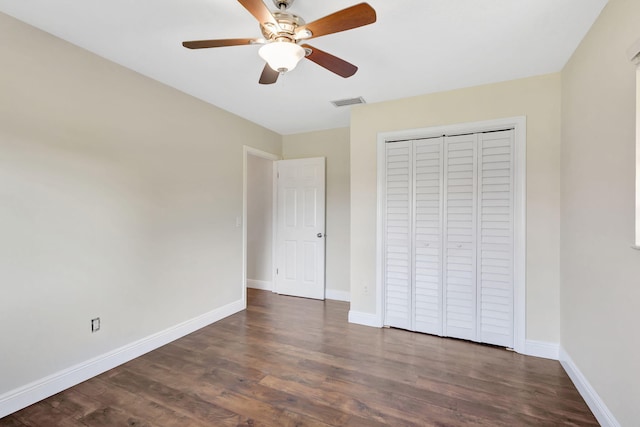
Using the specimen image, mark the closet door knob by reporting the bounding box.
[317,233,324,238]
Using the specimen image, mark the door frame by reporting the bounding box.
[376,116,526,354]
[242,146,280,308]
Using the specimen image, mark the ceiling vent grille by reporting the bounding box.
[331,97,366,107]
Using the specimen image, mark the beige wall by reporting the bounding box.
[282,128,351,299]
[561,0,640,424]
[0,13,281,395]
[350,74,562,343]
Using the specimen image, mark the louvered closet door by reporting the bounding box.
[382,130,515,348]
[413,138,444,335]
[383,141,412,330]
[443,134,478,341]
[477,130,514,347]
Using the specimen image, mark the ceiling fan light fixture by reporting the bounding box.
[259,41,305,73]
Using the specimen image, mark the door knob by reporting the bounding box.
[317,233,324,238]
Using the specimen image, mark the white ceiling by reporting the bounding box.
[0,0,608,135]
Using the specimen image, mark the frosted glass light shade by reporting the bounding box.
[259,42,305,73]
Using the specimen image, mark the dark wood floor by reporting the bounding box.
[1,289,597,426]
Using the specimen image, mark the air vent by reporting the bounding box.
[331,97,366,107]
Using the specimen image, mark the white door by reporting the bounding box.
[443,133,478,341]
[476,130,514,347]
[275,158,326,299]
[383,141,413,329]
[382,130,515,348]
[413,138,444,335]
[383,138,444,333]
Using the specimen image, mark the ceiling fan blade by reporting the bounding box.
[238,0,281,30]
[182,38,258,49]
[259,63,279,84]
[297,3,376,40]
[301,44,357,78]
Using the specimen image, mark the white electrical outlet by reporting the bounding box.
[91,317,100,333]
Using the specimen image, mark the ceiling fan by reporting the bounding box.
[182,0,377,84]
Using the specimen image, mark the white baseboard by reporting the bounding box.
[560,347,620,427]
[325,289,350,302]
[348,310,382,327]
[246,279,272,291]
[523,339,559,360]
[0,299,245,419]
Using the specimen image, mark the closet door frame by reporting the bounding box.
[376,116,526,354]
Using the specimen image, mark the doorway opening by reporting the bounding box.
[243,146,279,306]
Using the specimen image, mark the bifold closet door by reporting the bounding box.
[477,130,514,347]
[442,130,515,345]
[442,130,514,346]
[383,141,413,330]
[443,134,478,341]
[413,139,444,335]
[383,130,514,348]
[383,138,444,333]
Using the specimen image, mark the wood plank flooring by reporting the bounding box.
[1,289,598,426]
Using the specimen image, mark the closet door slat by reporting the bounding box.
[383,142,412,330]
[443,134,478,341]
[477,130,514,347]
[413,138,444,335]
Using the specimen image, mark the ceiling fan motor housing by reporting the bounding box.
[272,0,294,10]
[261,11,305,41]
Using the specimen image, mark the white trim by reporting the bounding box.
[246,279,273,291]
[523,340,559,360]
[0,299,244,419]
[325,289,350,302]
[374,117,527,354]
[348,310,383,327]
[635,65,640,247]
[243,146,280,306]
[513,118,527,355]
[374,130,386,329]
[272,160,278,293]
[560,347,621,427]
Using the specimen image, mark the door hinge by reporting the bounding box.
[276,268,279,275]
